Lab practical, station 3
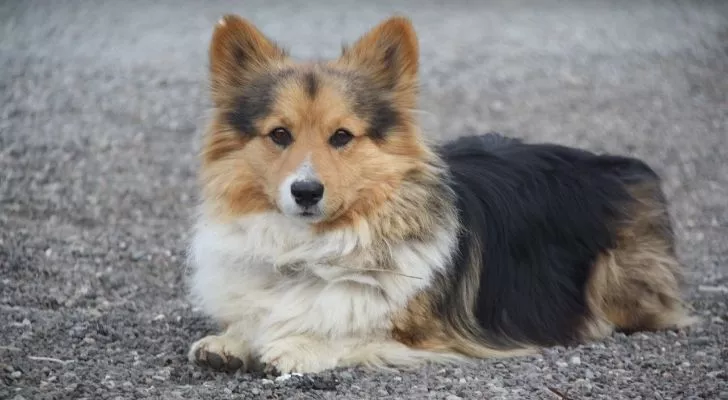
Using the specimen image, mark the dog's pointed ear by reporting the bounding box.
[340,16,419,92]
[208,15,287,106]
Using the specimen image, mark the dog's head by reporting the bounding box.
[200,15,429,228]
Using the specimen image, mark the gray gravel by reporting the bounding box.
[1,0,727,399]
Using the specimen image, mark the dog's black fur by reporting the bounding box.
[436,132,665,348]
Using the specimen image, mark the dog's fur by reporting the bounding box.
[186,15,696,374]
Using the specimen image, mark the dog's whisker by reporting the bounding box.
[338,267,423,280]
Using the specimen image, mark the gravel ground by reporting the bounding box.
[1,0,727,399]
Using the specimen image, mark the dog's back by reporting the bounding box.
[434,133,694,349]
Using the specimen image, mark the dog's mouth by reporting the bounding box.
[286,203,346,224]
[295,207,324,221]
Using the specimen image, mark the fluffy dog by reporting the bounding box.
[186,15,695,374]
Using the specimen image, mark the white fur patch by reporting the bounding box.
[277,154,324,221]
[187,210,458,373]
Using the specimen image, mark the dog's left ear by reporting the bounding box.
[340,16,419,93]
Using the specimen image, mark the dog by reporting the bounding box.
[186,15,696,374]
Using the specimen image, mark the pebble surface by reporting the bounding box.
[2,0,727,399]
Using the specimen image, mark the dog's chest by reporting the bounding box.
[189,212,455,338]
[189,214,399,336]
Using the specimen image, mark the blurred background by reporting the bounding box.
[1,1,727,399]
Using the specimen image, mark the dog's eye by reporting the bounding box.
[329,129,354,148]
[268,127,293,148]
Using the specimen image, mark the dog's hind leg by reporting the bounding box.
[583,182,697,338]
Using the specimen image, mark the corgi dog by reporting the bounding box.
[186,15,696,374]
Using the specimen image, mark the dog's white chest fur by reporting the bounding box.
[188,212,454,346]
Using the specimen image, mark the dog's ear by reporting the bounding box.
[208,15,287,106]
[339,16,419,93]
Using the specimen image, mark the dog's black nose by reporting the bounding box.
[290,180,324,207]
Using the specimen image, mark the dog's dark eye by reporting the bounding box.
[329,129,354,148]
[268,127,293,148]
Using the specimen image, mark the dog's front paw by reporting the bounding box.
[258,336,338,374]
[189,334,250,372]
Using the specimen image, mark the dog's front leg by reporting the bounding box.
[257,335,345,374]
[188,321,254,372]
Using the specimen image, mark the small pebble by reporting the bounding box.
[570,356,582,365]
[706,371,722,378]
[446,395,463,400]
[691,337,712,345]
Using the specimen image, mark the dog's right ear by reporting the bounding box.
[208,15,287,106]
